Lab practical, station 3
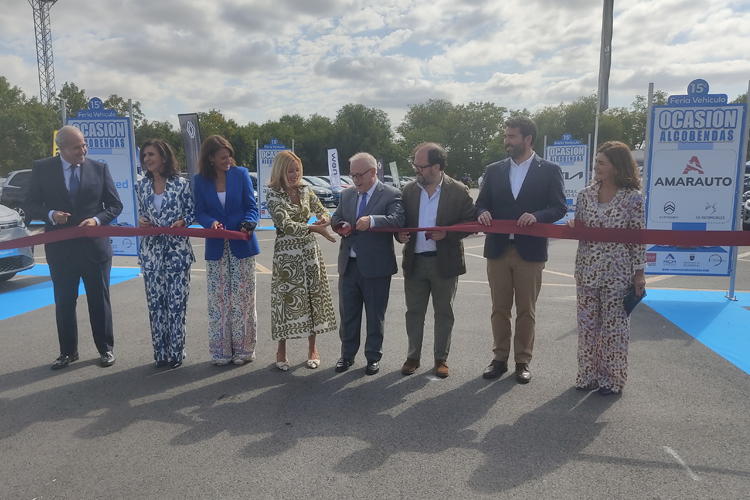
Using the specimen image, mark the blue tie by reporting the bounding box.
[357,193,367,218]
[69,164,80,201]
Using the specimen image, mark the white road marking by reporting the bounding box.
[738,251,750,258]
[663,446,700,481]
[646,275,673,284]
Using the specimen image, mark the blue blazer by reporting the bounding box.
[193,166,260,261]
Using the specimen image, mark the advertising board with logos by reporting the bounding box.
[545,133,589,223]
[67,98,138,256]
[644,80,747,276]
[257,139,290,220]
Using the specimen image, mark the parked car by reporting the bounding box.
[302,176,338,207]
[0,169,33,225]
[318,175,352,188]
[742,175,750,231]
[0,204,34,282]
[340,175,354,186]
[383,175,404,188]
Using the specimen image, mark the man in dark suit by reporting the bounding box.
[25,125,123,369]
[331,152,405,375]
[476,116,566,383]
[396,142,476,378]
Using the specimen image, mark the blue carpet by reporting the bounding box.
[1,265,140,321]
[643,289,750,375]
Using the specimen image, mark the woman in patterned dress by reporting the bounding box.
[193,135,260,366]
[266,151,337,371]
[135,139,195,369]
[567,141,647,395]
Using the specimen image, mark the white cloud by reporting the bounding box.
[1,0,748,129]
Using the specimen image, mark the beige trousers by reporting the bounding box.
[486,244,545,364]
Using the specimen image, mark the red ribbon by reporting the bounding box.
[0,225,250,252]
[373,220,750,247]
[2,220,749,252]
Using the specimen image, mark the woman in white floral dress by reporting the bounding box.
[266,151,337,371]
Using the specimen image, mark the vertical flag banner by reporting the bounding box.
[52,130,59,157]
[178,114,202,186]
[67,97,138,256]
[327,148,341,188]
[389,161,400,187]
[598,0,614,112]
[376,158,385,182]
[257,139,290,219]
[545,134,589,223]
[645,79,748,276]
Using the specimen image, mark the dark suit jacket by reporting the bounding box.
[400,175,476,279]
[475,154,566,262]
[25,156,123,263]
[193,166,260,261]
[331,180,405,278]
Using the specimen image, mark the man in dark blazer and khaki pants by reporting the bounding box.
[397,142,476,378]
[331,152,404,375]
[476,117,566,384]
[25,125,123,369]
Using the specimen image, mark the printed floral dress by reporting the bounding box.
[267,185,337,341]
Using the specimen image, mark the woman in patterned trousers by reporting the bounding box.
[567,141,647,395]
[135,139,195,368]
[266,151,337,371]
[194,135,260,366]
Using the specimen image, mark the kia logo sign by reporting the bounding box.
[664,201,676,214]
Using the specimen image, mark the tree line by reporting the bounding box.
[1,75,747,179]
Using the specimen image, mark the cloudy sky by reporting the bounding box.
[2,0,749,128]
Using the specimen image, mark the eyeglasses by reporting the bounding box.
[412,163,435,172]
[350,171,372,181]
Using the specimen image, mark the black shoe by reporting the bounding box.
[169,359,182,369]
[51,353,79,370]
[598,387,620,396]
[100,351,116,367]
[155,360,169,368]
[335,357,354,372]
[482,360,507,379]
[365,361,380,376]
[515,363,531,384]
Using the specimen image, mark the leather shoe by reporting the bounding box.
[365,360,380,375]
[515,363,531,384]
[51,353,79,370]
[401,358,420,375]
[482,360,507,379]
[435,359,449,378]
[598,387,620,396]
[100,351,116,367]
[335,357,354,372]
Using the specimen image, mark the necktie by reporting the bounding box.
[69,164,80,201]
[357,193,367,218]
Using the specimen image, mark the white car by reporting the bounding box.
[0,204,34,282]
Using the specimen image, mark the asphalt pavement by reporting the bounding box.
[1,203,750,499]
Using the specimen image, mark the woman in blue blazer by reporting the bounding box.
[194,135,260,365]
[135,139,195,369]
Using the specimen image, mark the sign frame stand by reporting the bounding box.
[727,80,750,301]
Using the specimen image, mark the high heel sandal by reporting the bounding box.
[275,352,290,371]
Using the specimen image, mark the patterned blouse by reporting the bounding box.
[573,183,647,289]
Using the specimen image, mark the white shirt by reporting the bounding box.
[507,152,534,239]
[49,158,100,226]
[153,193,164,214]
[509,152,534,199]
[349,181,379,258]
[414,176,443,254]
[217,191,226,209]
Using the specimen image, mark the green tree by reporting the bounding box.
[135,119,185,168]
[103,94,145,128]
[0,77,58,175]
[55,82,88,117]
[333,104,393,173]
[444,102,507,179]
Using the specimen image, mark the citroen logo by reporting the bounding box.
[664,201,676,215]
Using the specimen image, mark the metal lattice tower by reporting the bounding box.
[29,0,59,105]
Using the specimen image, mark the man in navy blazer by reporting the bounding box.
[331,152,405,375]
[25,125,123,369]
[476,116,566,383]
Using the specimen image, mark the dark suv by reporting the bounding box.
[0,169,33,225]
